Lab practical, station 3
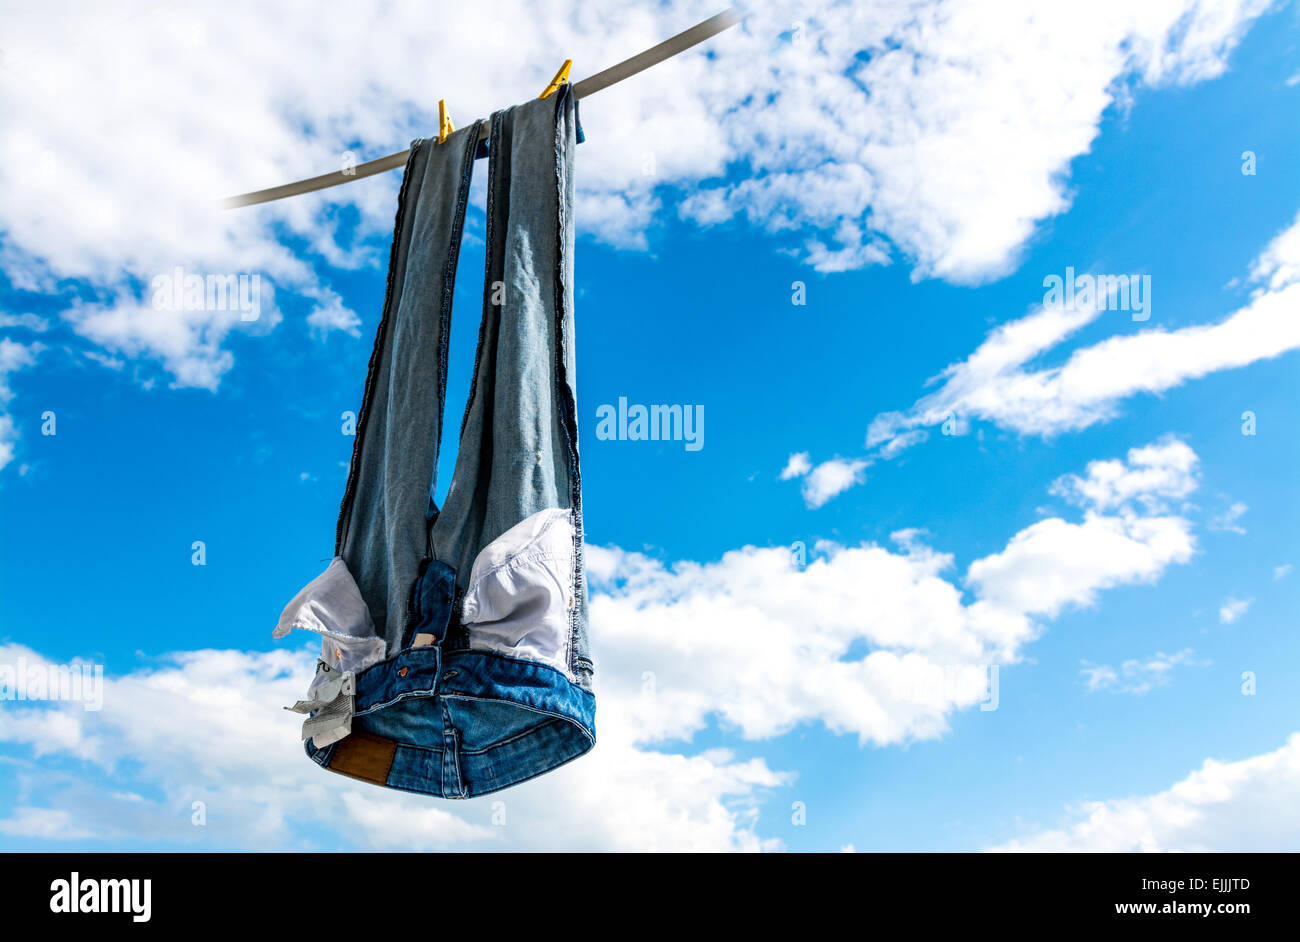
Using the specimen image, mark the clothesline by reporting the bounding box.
[221,7,743,209]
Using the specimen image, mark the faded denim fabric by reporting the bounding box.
[275,87,594,798]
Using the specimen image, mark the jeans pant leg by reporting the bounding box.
[337,126,483,652]
[431,87,593,685]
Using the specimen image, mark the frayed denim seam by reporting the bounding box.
[456,108,505,446]
[334,141,424,552]
[549,87,586,680]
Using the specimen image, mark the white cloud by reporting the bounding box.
[1210,501,1249,534]
[0,338,40,401]
[0,338,43,469]
[960,439,1198,622]
[63,295,279,392]
[799,457,868,508]
[0,806,96,840]
[864,209,1300,463]
[0,641,786,852]
[989,733,1300,851]
[82,350,125,371]
[1081,648,1203,695]
[877,429,928,461]
[0,0,1276,447]
[0,437,1204,848]
[1273,564,1292,581]
[590,437,1198,747]
[1049,438,1199,513]
[334,793,496,849]
[686,0,1272,281]
[778,451,812,480]
[1218,596,1251,624]
[779,450,876,507]
[0,313,50,332]
[304,287,362,338]
[965,514,1194,623]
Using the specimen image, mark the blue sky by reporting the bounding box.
[1,0,1299,851]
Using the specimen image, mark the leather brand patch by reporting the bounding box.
[328,732,397,786]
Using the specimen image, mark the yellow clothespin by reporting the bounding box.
[438,99,455,144]
[539,59,572,99]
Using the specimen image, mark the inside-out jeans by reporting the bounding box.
[273,87,595,799]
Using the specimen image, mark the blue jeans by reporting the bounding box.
[274,87,594,798]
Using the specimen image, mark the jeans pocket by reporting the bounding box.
[460,507,576,677]
[273,556,386,674]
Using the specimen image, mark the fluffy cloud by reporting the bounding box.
[0,0,1276,444]
[989,733,1300,851]
[687,0,1273,282]
[304,287,363,338]
[0,338,42,469]
[1049,439,1200,512]
[791,456,869,508]
[0,437,1204,848]
[589,437,1197,747]
[0,642,786,851]
[0,806,96,840]
[778,451,812,480]
[778,452,872,509]
[801,457,869,507]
